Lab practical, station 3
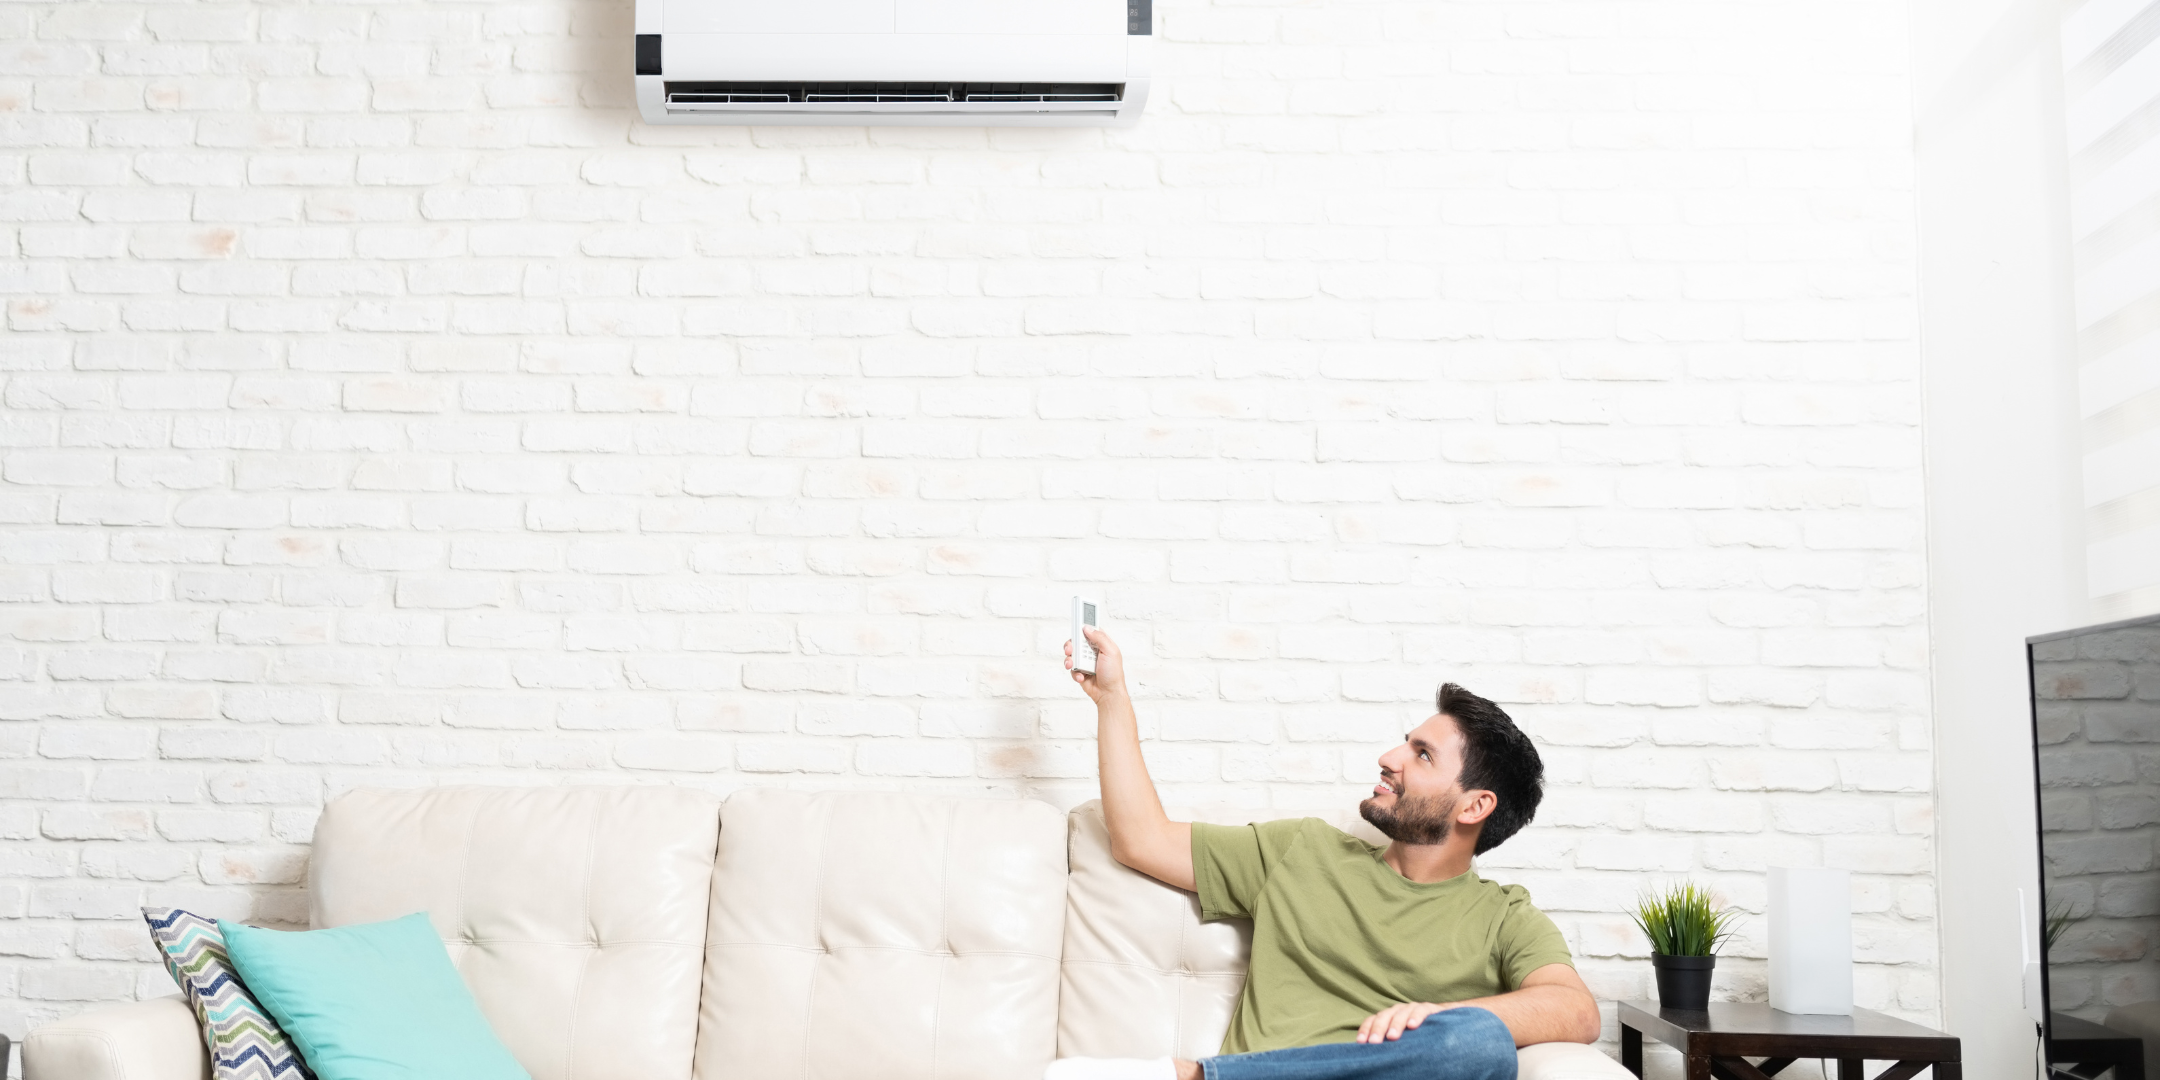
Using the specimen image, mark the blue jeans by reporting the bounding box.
[1199,1008,1515,1080]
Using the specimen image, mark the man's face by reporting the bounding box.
[1358,712,1468,845]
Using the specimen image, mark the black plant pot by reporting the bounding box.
[1650,953,1715,1011]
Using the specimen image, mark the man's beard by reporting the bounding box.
[1359,787,1456,845]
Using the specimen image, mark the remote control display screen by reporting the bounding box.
[1083,603,1096,625]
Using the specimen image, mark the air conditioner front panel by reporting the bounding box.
[661,0,1123,36]
[660,32,1129,83]
[669,0,895,34]
[895,0,1122,36]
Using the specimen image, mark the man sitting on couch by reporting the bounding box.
[1050,627,1601,1080]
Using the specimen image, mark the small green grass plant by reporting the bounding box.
[1630,882,1739,957]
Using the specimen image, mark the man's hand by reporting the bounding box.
[1355,1002,1452,1044]
[1066,625,1126,703]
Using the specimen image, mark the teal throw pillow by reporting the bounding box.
[220,913,530,1080]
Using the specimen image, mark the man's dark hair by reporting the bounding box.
[1440,682,1543,855]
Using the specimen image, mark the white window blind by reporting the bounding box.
[2065,0,2160,614]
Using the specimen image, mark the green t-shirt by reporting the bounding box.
[1191,818,1574,1055]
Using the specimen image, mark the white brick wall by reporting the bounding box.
[0,0,1933,1055]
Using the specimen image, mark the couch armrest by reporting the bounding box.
[24,997,209,1080]
[1518,1041,1634,1080]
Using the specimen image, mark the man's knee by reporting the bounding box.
[1403,1008,1514,1079]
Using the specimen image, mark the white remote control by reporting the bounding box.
[1070,595,1102,675]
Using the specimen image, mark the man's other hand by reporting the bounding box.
[1066,625,1126,703]
[1355,1002,1451,1043]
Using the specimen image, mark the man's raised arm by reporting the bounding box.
[1067,626,1195,892]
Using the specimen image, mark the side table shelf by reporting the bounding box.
[1618,1002,1961,1080]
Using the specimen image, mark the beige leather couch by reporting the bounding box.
[23,786,1630,1080]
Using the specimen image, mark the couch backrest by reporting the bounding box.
[310,785,722,1080]
[693,788,1068,1080]
[1056,801,1387,1060]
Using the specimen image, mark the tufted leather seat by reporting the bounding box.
[693,789,1069,1080]
[309,786,722,1080]
[22,784,1631,1080]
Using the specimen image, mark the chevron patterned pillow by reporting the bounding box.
[143,907,315,1080]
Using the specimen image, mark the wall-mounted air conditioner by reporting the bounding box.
[634,0,1151,126]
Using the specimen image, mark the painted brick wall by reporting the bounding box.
[0,0,1931,1055]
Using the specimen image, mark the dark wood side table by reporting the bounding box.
[1618,1002,1961,1080]
[2048,1012,2146,1080]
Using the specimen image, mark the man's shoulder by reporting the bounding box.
[1474,876,1574,972]
[1479,874,1532,897]
[1263,815,1376,849]
[1193,816,1336,854]
[1475,876,1564,928]
[1231,816,1372,864]
[1237,815,1337,837]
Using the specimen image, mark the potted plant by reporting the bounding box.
[1630,882,1739,1012]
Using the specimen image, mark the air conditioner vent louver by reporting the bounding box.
[666,81,1123,105]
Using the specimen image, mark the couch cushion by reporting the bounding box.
[1057,800,1387,1060]
[310,785,721,1080]
[693,789,1067,1080]
[1516,1043,1636,1079]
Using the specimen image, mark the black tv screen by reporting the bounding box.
[2033,612,2160,1062]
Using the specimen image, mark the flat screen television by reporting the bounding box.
[2032,611,2160,1074]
